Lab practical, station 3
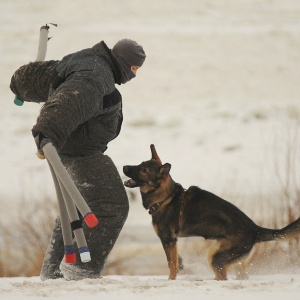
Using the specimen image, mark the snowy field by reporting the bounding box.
[1,274,300,300]
[1,0,300,299]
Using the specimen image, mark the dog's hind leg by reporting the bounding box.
[207,239,253,280]
[207,241,226,280]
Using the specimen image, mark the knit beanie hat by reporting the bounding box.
[112,39,146,82]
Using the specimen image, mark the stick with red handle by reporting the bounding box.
[43,143,98,228]
[43,143,98,263]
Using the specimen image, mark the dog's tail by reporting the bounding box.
[255,217,300,243]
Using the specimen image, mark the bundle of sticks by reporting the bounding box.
[15,24,99,264]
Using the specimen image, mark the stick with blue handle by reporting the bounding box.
[14,24,55,106]
[58,180,91,263]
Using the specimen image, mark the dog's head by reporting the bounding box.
[123,144,171,190]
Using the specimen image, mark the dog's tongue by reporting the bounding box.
[124,179,138,188]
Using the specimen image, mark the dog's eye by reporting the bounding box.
[142,168,147,173]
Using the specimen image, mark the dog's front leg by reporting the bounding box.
[162,240,178,280]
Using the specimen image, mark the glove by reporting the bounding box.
[34,132,52,159]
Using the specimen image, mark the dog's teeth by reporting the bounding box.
[124,179,131,187]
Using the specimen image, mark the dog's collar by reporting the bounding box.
[148,184,185,215]
[148,201,164,215]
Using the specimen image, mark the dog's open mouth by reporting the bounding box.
[124,179,139,188]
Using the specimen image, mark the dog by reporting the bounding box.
[123,144,300,280]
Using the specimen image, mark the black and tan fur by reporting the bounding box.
[123,144,300,280]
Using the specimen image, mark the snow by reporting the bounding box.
[1,0,300,299]
[1,275,300,300]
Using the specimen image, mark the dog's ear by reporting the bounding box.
[160,163,171,176]
[150,144,162,164]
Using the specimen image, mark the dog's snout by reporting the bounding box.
[123,165,130,174]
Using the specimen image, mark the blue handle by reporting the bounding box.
[14,96,24,106]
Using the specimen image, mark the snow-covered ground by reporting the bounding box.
[1,274,300,300]
[1,0,300,298]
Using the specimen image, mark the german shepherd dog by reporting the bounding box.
[123,144,300,280]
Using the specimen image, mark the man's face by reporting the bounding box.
[131,65,139,75]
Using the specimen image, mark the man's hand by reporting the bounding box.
[34,133,52,159]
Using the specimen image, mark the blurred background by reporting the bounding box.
[0,0,300,278]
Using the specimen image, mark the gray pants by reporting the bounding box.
[40,152,129,280]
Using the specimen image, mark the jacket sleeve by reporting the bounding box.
[32,71,109,150]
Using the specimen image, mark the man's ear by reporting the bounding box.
[160,163,171,176]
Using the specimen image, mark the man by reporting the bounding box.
[10,38,146,280]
